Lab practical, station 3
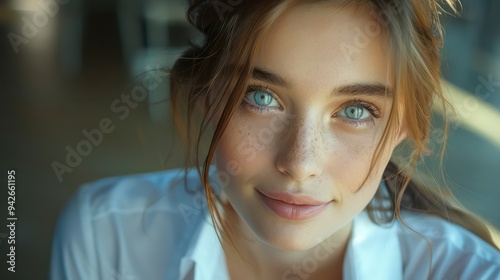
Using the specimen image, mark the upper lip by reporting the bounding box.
[257,190,330,206]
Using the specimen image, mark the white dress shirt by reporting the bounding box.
[50,167,500,280]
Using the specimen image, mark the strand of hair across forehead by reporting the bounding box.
[197,1,294,257]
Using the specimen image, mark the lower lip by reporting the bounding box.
[257,191,330,221]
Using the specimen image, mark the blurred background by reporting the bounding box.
[0,0,499,279]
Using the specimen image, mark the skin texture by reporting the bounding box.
[211,2,406,279]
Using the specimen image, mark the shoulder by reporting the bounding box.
[64,167,211,238]
[50,167,212,280]
[75,168,202,217]
[397,211,500,279]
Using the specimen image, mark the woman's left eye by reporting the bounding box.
[337,105,371,120]
[333,100,382,128]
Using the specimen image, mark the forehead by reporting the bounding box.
[254,2,392,89]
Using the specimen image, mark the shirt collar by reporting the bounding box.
[178,166,229,280]
[343,210,403,280]
[179,211,403,280]
[179,214,230,280]
[179,209,229,280]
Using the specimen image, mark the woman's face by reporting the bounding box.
[214,3,404,250]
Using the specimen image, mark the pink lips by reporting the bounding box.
[256,190,331,221]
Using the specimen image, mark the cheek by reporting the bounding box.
[214,118,274,193]
[214,123,245,183]
[214,130,247,207]
[216,121,256,167]
[328,130,393,193]
[330,142,385,213]
[327,137,373,182]
[215,113,280,166]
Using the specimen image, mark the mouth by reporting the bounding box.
[256,190,332,221]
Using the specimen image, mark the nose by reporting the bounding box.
[275,116,324,181]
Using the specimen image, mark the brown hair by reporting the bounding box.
[169,0,499,251]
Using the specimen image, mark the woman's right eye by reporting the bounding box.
[242,86,282,113]
[245,91,280,107]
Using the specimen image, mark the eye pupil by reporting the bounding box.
[254,92,272,106]
[345,105,363,119]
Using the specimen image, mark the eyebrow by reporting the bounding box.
[252,67,291,88]
[334,83,392,97]
[251,67,392,97]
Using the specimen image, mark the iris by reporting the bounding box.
[253,92,273,106]
[344,105,364,119]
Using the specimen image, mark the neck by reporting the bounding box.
[221,205,352,280]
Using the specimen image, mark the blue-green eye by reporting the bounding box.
[244,89,280,109]
[337,105,370,120]
[253,92,274,106]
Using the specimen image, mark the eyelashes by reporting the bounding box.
[332,99,382,128]
[336,99,382,118]
[240,84,384,127]
[241,85,283,113]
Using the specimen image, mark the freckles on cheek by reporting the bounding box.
[329,138,377,192]
[216,122,246,164]
[213,124,247,193]
[220,115,281,162]
[215,119,265,174]
[335,133,376,161]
